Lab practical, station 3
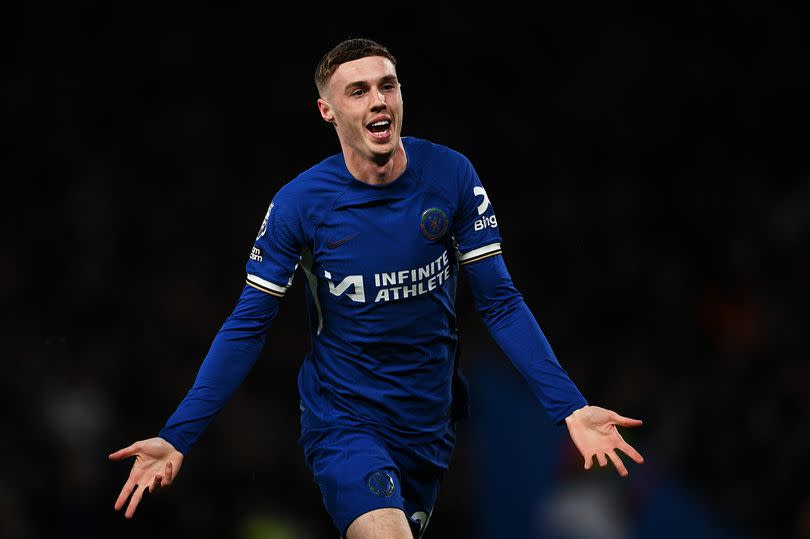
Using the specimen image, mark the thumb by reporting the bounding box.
[614,415,643,428]
[109,442,140,461]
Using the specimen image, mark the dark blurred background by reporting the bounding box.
[4,4,810,539]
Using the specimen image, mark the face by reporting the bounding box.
[317,56,403,162]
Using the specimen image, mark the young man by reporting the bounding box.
[109,38,644,539]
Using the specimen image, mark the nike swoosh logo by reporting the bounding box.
[327,232,358,249]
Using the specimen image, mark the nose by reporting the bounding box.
[370,88,386,110]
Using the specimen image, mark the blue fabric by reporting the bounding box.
[246,137,504,466]
[158,285,278,454]
[158,137,586,467]
[462,255,588,424]
[299,414,446,539]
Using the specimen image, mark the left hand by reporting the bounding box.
[564,405,644,477]
[108,437,184,518]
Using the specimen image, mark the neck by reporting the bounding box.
[343,141,407,185]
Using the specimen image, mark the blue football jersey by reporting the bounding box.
[245,137,502,443]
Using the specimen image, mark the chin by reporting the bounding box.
[368,142,396,157]
[367,139,396,156]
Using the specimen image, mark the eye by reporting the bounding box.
[382,83,396,92]
[350,88,365,97]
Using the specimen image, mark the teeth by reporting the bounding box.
[371,121,390,127]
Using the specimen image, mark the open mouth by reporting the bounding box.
[366,119,392,138]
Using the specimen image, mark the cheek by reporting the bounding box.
[345,111,367,131]
[334,107,358,125]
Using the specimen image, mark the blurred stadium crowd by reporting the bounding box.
[4,4,809,539]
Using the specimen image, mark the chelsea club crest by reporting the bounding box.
[420,207,449,241]
[367,470,396,497]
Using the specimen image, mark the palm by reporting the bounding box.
[565,405,644,477]
[109,437,183,518]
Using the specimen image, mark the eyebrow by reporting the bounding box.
[343,74,398,92]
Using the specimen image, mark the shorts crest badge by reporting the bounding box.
[367,470,396,497]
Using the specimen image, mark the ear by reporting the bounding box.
[317,98,335,124]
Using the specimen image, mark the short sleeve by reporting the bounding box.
[451,158,503,265]
[245,186,306,297]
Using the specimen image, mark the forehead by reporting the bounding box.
[330,56,397,88]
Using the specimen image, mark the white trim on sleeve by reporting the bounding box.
[246,274,289,295]
[457,242,502,263]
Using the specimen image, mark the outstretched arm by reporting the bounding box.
[462,254,587,423]
[462,254,644,476]
[109,284,280,517]
[157,284,280,454]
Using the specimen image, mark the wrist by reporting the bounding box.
[565,404,589,424]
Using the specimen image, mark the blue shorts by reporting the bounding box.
[299,418,450,538]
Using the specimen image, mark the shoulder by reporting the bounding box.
[278,153,348,199]
[405,136,477,201]
[404,136,472,172]
[270,152,351,225]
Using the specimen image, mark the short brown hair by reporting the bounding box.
[314,38,397,97]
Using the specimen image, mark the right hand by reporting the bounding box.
[564,405,644,477]
[108,437,184,518]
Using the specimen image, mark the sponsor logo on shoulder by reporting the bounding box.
[474,214,498,230]
[256,202,273,240]
[250,247,263,262]
[472,186,497,230]
[473,186,490,214]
